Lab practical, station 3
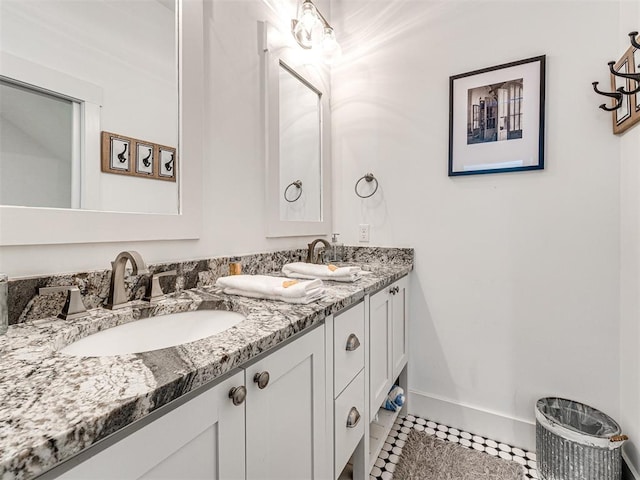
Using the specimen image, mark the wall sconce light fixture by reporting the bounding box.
[291,0,341,64]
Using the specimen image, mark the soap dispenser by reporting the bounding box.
[329,233,344,263]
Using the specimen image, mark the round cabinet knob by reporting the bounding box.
[346,407,361,428]
[253,371,270,389]
[345,333,361,352]
[228,386,247,406]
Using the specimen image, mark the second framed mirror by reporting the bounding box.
[261,21,332,238]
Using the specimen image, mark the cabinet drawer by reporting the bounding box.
[334,369,365,479]
[334,301,365,396]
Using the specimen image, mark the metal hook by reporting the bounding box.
[607,61,640,95]
[355,173,378,199]
[592,81,624,111]
[284,180,302,202]
[629,31,640,49]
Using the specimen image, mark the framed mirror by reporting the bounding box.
[0,0,203,245]
[261,21,332,238]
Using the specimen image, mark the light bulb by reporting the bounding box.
[321,27,342,65]
[292,1,322,49]
[299,1,319,31]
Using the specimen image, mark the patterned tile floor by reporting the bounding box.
[370,414,538,479]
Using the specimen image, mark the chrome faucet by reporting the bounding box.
[306,238,331,264]
[105,251,149,309]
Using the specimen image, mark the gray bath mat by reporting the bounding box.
[394,430,526,480]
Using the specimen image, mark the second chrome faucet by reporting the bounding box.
[105,251,149,310]
[306,238,331,264]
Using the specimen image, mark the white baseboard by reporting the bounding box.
[623,451,640,480]
[408,389,536,452]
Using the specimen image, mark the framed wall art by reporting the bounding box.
[448,55,546,176]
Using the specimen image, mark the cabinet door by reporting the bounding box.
[58,371,246,480]
[369,287,392,420]
[391,276,409,379]
[245,326,326,480]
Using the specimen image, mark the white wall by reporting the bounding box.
[331,0,623,454]
[619,1,640,475]
[0,0,332,277]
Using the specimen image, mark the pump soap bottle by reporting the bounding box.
[330,233,344,263]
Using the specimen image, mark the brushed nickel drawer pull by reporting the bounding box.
[345,333,361,351]
[346,407,361,428]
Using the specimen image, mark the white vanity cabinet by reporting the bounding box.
[54,325,326,480]
[368,276,408,418]
[329,301,366,479]
[367,276,409,473]
[245,325,327,480]
[47,274,410,480]
[391,275,409,380]
[57,371,247,480]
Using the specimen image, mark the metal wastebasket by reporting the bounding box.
[536,397,628,480]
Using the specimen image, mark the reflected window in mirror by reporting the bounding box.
[0,79,80,209]
[0,0,178,214]
[278,61,322,223]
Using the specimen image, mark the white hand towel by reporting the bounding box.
[282,262,362,282]
[222,287,325,304]
[215,275,325,303]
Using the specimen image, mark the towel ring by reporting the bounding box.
[355,173,378,199]
[284,180,303,202]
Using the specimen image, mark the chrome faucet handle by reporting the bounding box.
[144,270,177,302]
[39,286,88,320]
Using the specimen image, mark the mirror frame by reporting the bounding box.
[261,21,332,238]
[0,0,203,246]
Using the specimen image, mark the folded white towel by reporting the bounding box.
[215,275,325,304]
[282,262,362,282]
[223,287,325,304]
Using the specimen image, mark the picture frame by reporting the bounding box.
[158,145,177,182]
[135,141,155,176]
[449,55,546,176]
[610,33,640,135]
[101,131,133,174]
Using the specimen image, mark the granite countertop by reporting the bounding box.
[0,262,411,480]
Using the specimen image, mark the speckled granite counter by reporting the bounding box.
[0,255,412,480]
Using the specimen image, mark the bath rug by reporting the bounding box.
[393,429,526,480]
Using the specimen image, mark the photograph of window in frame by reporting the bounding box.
[449,56,545,176]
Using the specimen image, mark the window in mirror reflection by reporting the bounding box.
[0,0,179,214]
[279,62,322,222]
[0,79,79,209]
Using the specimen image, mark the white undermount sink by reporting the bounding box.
[60,310,246,357]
